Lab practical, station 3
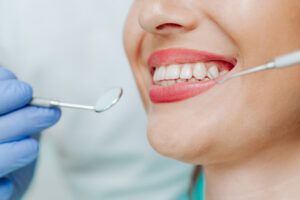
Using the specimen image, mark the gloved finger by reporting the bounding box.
[0,138,39,178]
[0,80,33,115]
[7,159,37,200]
[0,68,17,81]
[0,178,14,200]
[0,106,61,143]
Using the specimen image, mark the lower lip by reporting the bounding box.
[150,79,217,103]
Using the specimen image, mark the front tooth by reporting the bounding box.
[180,64,192,79]
[165,64,181,80]
[208,65,219,79]
[193,63,206,80]
[154,66,166,82]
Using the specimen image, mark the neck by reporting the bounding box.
[204,136,300,200]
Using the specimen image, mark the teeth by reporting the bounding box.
[220,70,229,76]
[177,79,186,83]
[167,80,176,85]
[193,63,206,80]
[154,62,230,86]
[208,65,219,79]
[189,78,197,82]
[180,64,193,79]
[165,64,181,79]
[161,81,168,86]
[154,66,166,82]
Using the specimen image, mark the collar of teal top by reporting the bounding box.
[179,174,204,200]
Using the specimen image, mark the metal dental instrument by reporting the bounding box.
[29,87,123,113]
[210,51,300,84]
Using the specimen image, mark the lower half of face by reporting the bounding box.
[124,0,300,165]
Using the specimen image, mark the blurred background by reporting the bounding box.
[0,0,193,199]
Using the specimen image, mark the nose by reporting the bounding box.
[138,0,198,36]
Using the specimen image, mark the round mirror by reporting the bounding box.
[94,87,123,113]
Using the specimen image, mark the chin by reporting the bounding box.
[146,110,215,164]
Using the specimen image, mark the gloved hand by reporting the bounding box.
[0,68,61,200]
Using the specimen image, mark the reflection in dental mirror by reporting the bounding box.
[95,87,123,113]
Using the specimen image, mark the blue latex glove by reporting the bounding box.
[0,68,61,200]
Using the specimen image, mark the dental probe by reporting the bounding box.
[29,87,123,113]
[210,51,300,84]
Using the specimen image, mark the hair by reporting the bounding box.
[188,166,202,200]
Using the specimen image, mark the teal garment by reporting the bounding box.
[179,174,204,200]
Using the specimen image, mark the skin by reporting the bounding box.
[123,0,300,199]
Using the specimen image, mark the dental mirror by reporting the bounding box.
[94,87,123,113]
[29,87,123,113]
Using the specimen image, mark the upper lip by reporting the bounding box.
[147,48,237,69]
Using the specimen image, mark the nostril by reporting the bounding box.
[156,23,183,30]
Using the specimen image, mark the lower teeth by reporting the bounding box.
[157,77,210,86]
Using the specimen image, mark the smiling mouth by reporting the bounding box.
[148,48,237,103]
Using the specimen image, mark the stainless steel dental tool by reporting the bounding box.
[210,51,300,84]
[29,87,123,113]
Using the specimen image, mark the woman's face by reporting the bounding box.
[124,0,300,164]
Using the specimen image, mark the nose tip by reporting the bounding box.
[138,1,198,36]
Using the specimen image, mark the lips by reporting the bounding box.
[148,48,236,103]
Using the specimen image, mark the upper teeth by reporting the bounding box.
[180,64,193,79]
[193,63,206,80]
[207,65,219,79]
[153,62,229,85]
[165,64,181,79]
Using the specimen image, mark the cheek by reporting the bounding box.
[226,0,300,135]
[214,0,300,139]
[249,68,300,132]
[124,3,151,109]
[217,0,300,61]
